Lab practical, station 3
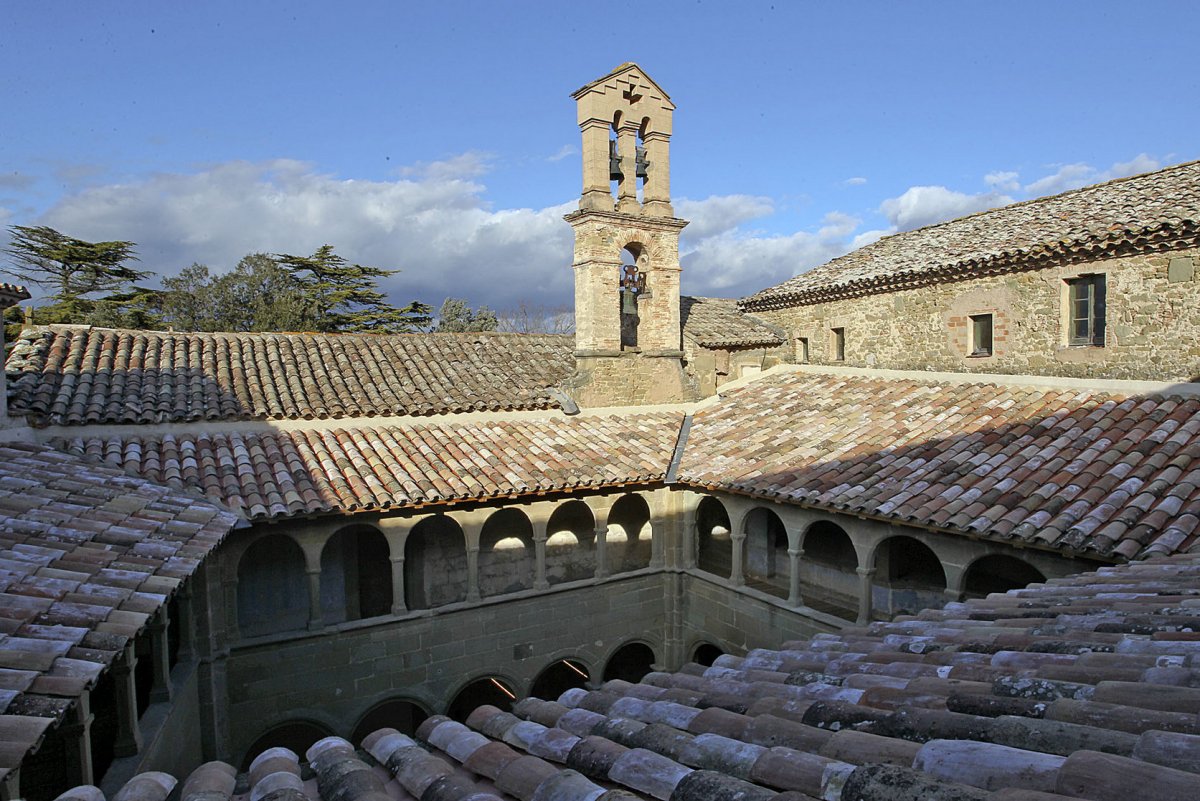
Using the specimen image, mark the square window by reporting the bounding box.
[797,337,810,363]
[969,314,993,357]
[1066,274,1106,346]
[830,327,845,362]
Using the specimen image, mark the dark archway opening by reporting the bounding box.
[743,507,788,598]
[241,720,334,771]
[874,535,947,617]
[237,534,309,637]
[607,493,652,574]
[545,500,596,585]
[799,520,858,620]
[692,642,724,667]
[406,515,467,610]
[321,525,392,624]
[446,677,517,722]
[351,699,431,743]
[963,554,1046,598]
[529,659,590,702]
[479,508,535,597]
[603,642,656,683]
[696,496,732,579]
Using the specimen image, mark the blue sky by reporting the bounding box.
[2,1,1198,311]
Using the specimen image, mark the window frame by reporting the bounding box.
[969,313,994,357]
[797,336,810,364]
[830,327,845,362]
[1066,274,1106,347]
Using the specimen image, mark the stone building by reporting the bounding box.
[1,64,1199,800]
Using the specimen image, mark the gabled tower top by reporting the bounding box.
[572,62,674,217]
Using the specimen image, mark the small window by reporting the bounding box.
[797,337,810,363]
[1066,274,1106,346]
[969,314,993,357]
[830,327,845,362]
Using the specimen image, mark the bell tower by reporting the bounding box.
[564,63,692,406]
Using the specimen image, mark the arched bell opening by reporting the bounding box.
[619,244,647,350]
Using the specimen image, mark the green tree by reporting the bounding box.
[273,244,430,333]
[435,297,499,333]
[2,225,147,301]
[159,255,316,332]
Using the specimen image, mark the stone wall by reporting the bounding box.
[756,248,1200,381]
[682,339,789,397]
[679,573,835,654]
[565,353,696,407]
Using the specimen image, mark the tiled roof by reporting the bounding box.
[81,552,1200,800]
[60,413,681,521]
[680,296,785,349]
[0,283,30,306]
[679,370,1200,560]
[742,160,1200,311]
[0,442,236,783]
[5,326,576,427]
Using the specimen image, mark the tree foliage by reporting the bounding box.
[159,255,315,332]
[273,244,430,333]
[2,225,147,300]
[434,297,499,333]
[497,301,575,334]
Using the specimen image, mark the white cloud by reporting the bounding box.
[879,185,1012,232]
[984,171,1020,192]
[675,194,774,241]
[547,145,577,162]
[1023,153,1161,197]
[397,151,493,181]
[844,176,868,186]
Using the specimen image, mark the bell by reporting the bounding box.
[609,140,623,181]
[636,146,650,179]
[622,289,638,315]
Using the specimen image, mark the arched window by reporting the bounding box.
[962,554,1045,598]
[446,677,518,722]
[405,516,467,610]
[320,525,392,624]
[479,508,535,597]
[237,534,309,637]
[799,521,858,621]
[351,699,431,743]
[619,246,647,350]
[530,658,590,702]
[606,494,652,574]
[696,496,732,578]
[743,507,788,598]
[603,642,656,683]
[874,535,947,617]
[545,501,595,585]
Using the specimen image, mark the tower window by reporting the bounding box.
[797,337,810,363]
[969,314,993,357]
[1066,274,1106,346]
[830,327,845,362]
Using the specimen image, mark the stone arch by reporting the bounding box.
[545,500,596,585]
[237,533,309,637]
[319,524,392,624]
[797,520,858,620]
[446,675,519,721]
[529,658,591,702]
[606,493,652,574]
[602,641,657,683]
[405,515,467,610]
[478,508,535,597]
[691,642,724,667]
[962,553,1046,598]
[241,718,335,771]
[696,495,733,579]
[350,697,431,742]
[742,506,788,599]
[871,535,947,617]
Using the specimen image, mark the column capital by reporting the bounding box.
[856,566,877,577]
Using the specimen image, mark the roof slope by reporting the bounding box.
[60,413,682,521]
[743,160,1200,310]
[5,326,576,427]
[84,551,1200,801]
[680,296,785,348]
[0,442,236,783]
[679,370,1200,559]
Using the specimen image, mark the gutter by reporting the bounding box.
[664,414,693,485]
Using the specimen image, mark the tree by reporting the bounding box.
[497,301,575,334]
[2,225,147,301]
[434,297,499,333]
[273,244,430,333]
[159,255,316,333]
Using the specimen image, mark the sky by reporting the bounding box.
[2,1,1198,312]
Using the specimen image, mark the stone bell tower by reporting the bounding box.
[564,63,692,406]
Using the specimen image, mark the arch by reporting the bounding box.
[446,676,518,721]
[743,507,788,599]
[691,642,724,667]
[603,641,656,683]
[478,508,535,597]
[405,515,468,610]
[351,698,431,743]
[872,535,947,618]
[797,520,858,621]
[696,495,733,579]
[545,500,596,585]
[320,524,392,624]
[962,554,1046,598]
[237,533,309,637]
[606,493,652,574]
[241,719,334,770]
[529,658,591,702]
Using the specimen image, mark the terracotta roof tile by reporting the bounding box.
[5,326,576,426]
[743,160,1200,310]
[0,284,29,307]
[679,371,1200,559]
[680,297,784,348]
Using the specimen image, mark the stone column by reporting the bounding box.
[175,586,195,663]
[650,519,666,569]
[305,568,323,630]
[681,502,698,570]
[856,567,877,625]
[466,546,481,603]
[580,118,613,211]
[112,641,143,757]
[379,518,414,615]
[788,548,804,608]
[389,555,407,615]
[148,607,172,703]
[60,690,94,788]
[594,525,609,579]
[532,515,549,590]
[730,531,746,587]
[641,131,672,217]
[616,122,639,213]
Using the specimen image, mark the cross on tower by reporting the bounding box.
[622,85,642,105]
